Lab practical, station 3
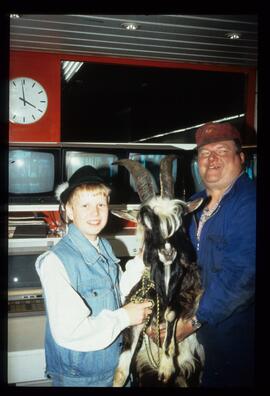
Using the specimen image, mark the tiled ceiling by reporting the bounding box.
[9,14,258,67]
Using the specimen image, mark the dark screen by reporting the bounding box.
[8,254,41,289]
[61,62,246,143]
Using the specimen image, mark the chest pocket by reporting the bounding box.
[80,279,118,315]
[206,234,227,272]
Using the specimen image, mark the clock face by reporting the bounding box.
[9,77,48,124]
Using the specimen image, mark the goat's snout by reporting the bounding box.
[158,242,177,266]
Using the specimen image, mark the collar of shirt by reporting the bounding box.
[89,237,100,252]
[196,171,244,240]
[67,224,103,265]
[67,224,120,266]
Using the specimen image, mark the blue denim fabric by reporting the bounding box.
[37,224,123,383]
[50,373,132,387]
[50,371,115,387]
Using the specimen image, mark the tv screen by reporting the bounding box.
[63,147,197,204]
[190,158,205,193]
[64,149,125,204]
[65,151,119,182]
[9,148,61,204]
[245,151,257,180]
[128,153,177,194]
[8,254,42,290]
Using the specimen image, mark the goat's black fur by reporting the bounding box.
[114,199,204,387]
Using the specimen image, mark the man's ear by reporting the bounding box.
[240,152,245,164]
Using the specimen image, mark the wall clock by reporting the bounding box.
[9,77,48,124]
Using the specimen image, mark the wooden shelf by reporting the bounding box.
[8,237,61,255]
[9,204,59,212]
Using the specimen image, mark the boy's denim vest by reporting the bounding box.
[42,224,123,381]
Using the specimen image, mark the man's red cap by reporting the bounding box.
[196,122,241,148]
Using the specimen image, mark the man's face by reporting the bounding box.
[197,140,245,191]
[66,190,109,241]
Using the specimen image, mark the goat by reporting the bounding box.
[112,155,205,387]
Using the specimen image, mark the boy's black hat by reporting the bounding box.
[55,165,106,204]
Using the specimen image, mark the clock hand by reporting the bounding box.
[21,81,26,106]
[19,97,37,109]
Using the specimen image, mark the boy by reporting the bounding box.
[35,165,152,387]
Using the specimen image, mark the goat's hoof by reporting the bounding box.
[158,372,170,384]
[113,369,126,387]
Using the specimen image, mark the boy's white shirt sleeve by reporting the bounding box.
[119,256,145,303]
[36,251,130,352]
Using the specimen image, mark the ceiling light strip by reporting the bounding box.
[62,61,83,82]
[12,20,258,42]
[137,114,245,142]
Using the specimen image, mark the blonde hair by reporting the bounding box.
[68,183,111,205]
[59,183,111,225]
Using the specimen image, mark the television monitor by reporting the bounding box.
[8,253,42,290]
[9,146,61,204]
[63,148,125,204]
[128,152,177,194]
[63,146,196,205]
[65,150,119,181]
[244,151,257,180]
[190,158,205,193]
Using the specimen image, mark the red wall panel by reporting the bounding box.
[9,51,61,143]
[9,51,256,144]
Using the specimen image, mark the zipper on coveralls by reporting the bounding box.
[194,205,221,252]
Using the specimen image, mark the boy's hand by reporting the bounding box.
[123,300,153,326]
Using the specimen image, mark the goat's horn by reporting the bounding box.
[160,155,178,199]
[113,159,156,203]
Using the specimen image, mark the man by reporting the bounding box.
[179,122,256,387]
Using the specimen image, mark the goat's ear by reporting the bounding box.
[141,212,153,230]
[185,197,204,214]
[139,206,155,230]
[110,209,138,223]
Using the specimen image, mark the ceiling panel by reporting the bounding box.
[9,14,258,67]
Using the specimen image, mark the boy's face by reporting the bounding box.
[66,190,109,241]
